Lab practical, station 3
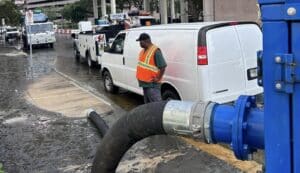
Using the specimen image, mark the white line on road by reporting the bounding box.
[53,68,112,107]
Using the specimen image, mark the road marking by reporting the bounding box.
[181,137,262,173]
[0,51,27,57]
[53,68,111,106]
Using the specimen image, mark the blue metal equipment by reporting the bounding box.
[211,96,264,160]
[213,0,300,172]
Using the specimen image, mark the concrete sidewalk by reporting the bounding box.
[25,72,112,118]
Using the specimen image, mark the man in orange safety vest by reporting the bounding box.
[136,33,167,103]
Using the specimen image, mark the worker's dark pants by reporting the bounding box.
[143,87,162,103]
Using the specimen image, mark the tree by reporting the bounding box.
[62,0,93,23]
[0,0,21,26]
[44,7,58,21]
[188,0,203,21]
[116,0,144,11]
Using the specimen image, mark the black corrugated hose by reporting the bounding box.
[87,110,109,138]
[91,101,168,173]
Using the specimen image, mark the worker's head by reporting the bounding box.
[136,33,152,49]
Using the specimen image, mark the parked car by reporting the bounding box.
[100,22,263,103]
[5,26,20,41]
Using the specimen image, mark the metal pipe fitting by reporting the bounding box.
[162,100,215,143]
[162,96,264,161]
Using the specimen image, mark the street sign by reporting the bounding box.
[25,10,33,25]
[25,10,33,64]
[110,13,126,20]
[33,9,42,14]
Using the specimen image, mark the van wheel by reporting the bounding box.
[103,71,118,93]
[87,53,97,68]
[162,89,180,101]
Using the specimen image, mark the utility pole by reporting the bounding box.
[203,0,215,21]
[101,0,107,18]
[93,0,99,20]
[170,0,176,22]
[110,0,116,14]
[180,0,188,23]
[160,0,168,24]
[143,0,150,11]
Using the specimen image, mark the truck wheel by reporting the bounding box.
[103,71,118,93]
[87,53,97,68]
[162,89,180,101]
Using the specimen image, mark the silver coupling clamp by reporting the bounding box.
[163,100,216,142]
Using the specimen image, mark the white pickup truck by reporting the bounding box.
[22,22,56,49]
[73,21,106,68]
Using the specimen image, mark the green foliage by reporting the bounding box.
[62,0,93,23]
[0,0,21,26]
[149,0,159,12]
[116,0,143,9]
[43,7,58,21]
[188,0,203,21]
[0,163,4,173]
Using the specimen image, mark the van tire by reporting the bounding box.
[162,89,180,101]
[103,71,118,93]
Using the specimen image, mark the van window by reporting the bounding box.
[110,33,126,54]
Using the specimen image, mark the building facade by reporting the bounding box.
[25,0,80,10]
[214,0,260,22]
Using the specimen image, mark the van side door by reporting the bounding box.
[102,33,127,87]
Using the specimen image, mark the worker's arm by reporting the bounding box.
[154,67,166,82]
[152,49,167,82]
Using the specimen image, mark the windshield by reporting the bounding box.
[27,23,53,34]
[7,28,18,32]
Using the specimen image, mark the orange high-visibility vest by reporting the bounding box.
[136,45,159,82]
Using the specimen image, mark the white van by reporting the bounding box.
[101,22,262,103]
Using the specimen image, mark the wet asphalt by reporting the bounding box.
[0,36,241,173]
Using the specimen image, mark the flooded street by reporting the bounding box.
[0,36,261,173]
[0,44,100,172]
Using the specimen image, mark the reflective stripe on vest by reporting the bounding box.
[136,45,159,82]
